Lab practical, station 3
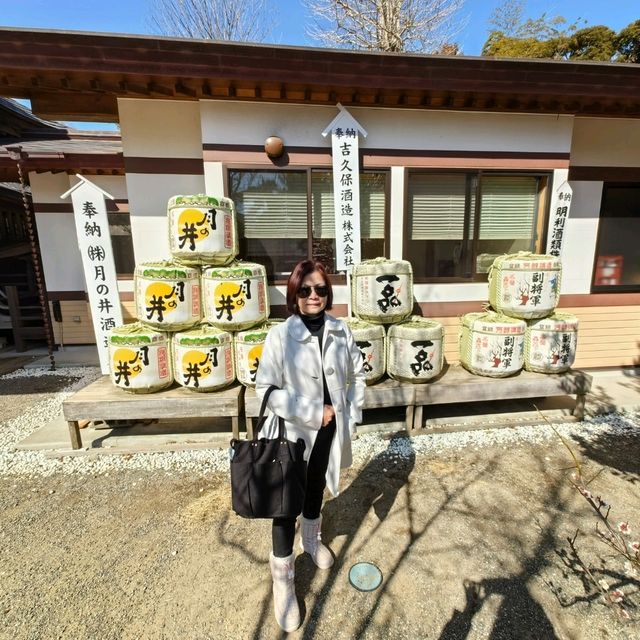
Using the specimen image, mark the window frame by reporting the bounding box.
[591,181,640,293]
[404,168,552,283]
[225,164,390,284]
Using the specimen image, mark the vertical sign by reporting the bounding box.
[61,175,123,374]
[322,104,367,272]
[546,180,573,257]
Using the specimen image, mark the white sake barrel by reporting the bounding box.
[352,258,413,324]
[168,194,238,266]
[488,252,562,319]
[460,311,526,378]
[341,318,386,385]
[172,325,235,391]
[108,322,173,392]
[234,321,282,388]
[134,261,201,331]
[202,262,268,331]
[387,316,444,383]
[524,312,579,373]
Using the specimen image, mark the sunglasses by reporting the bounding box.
[297,284,329,298]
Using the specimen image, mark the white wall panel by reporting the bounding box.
[571,118,640,166]
[34,213,85,291]
[124,173,206,264]
[200,101,574,153]
[203,161,225,195]
[118,98,203,158]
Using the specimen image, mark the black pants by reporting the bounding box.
[272,418,336,557]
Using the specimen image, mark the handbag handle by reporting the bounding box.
[254,385,285,441]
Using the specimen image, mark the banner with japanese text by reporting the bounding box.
[546,181,573,257]
[62,176,123,374]
[323,105,367,272]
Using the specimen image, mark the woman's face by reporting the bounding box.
[297,270,329,316]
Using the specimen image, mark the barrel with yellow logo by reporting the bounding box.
[171,325,235,391]
[108,322,173,392]
[202,262,268,331]
[234,321,282,388]
[134,261,201,331]
[168,194,238,266]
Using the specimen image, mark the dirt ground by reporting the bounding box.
[1,376,640,639]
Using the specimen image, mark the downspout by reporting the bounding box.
[6,145,56,371]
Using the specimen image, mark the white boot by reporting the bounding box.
[269,552,300,632]
[299,515,334,569]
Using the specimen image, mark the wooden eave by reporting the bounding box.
[0,27,640,121]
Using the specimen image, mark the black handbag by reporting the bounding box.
[230,385,307,519]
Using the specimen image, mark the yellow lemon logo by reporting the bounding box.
[144,281,184,322]
[181,348,218,388]
[248,344,263,365]
[177,208,212,250]
[112,347,146,386]
[212,280,251,322]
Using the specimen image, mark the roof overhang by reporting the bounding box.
[1,27,640,122]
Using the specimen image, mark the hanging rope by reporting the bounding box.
[10,146,56,371]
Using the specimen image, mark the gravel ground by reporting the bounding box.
[1,366,639,639]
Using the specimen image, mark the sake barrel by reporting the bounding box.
[524,312,579,373]
[387,316,444,383]
[341,318,386,385]
[352,258,413,324]
[108,322,173,392]
[172,325,235,391]
[134,261,201,331]
[459,311,526,378]
[234,321,282,388]
[202,262,268,331]
[168,194,238,266]
[488,252,562,319]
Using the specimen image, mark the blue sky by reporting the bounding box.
[2,0,638,128]
[2,0,637,54]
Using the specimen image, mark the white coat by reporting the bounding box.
[255,313,366,497]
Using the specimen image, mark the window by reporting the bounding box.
[108,213,135,276]
[228,169,387,279]
[592,183,640,292]
[406,171,548,281]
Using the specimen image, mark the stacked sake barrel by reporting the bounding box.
[459,252,578,377]
[349,257,445,384]
[108,194,277,393]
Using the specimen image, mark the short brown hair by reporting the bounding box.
[286,260,333,315]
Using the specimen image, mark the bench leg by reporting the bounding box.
[231,416,240,441]
[405,405,415,432]
[68,420,82,449]
[573,393,586,420]
[245,416,254,440]
[413,405,423,430]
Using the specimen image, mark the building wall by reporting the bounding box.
[118,98,206,263]
[33,99,639,368]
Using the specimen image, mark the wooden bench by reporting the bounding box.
[243,366,592,435]
[411,365,592,430]
[62,376,244,449]
[61,367,592,450]
[243,377,416,438]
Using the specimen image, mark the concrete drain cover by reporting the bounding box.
[348,562,383,592]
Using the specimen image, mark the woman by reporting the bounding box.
[256,259,366,632]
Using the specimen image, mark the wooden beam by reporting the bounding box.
[30,92,119,121]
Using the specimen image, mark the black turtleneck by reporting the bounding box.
[299,312,332,406]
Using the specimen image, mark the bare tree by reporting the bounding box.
[303,0,465,53]
[148,0,274,42]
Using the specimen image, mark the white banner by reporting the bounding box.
[62,175,123,374]
[322,105,367,272]
[546,180,572,257]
